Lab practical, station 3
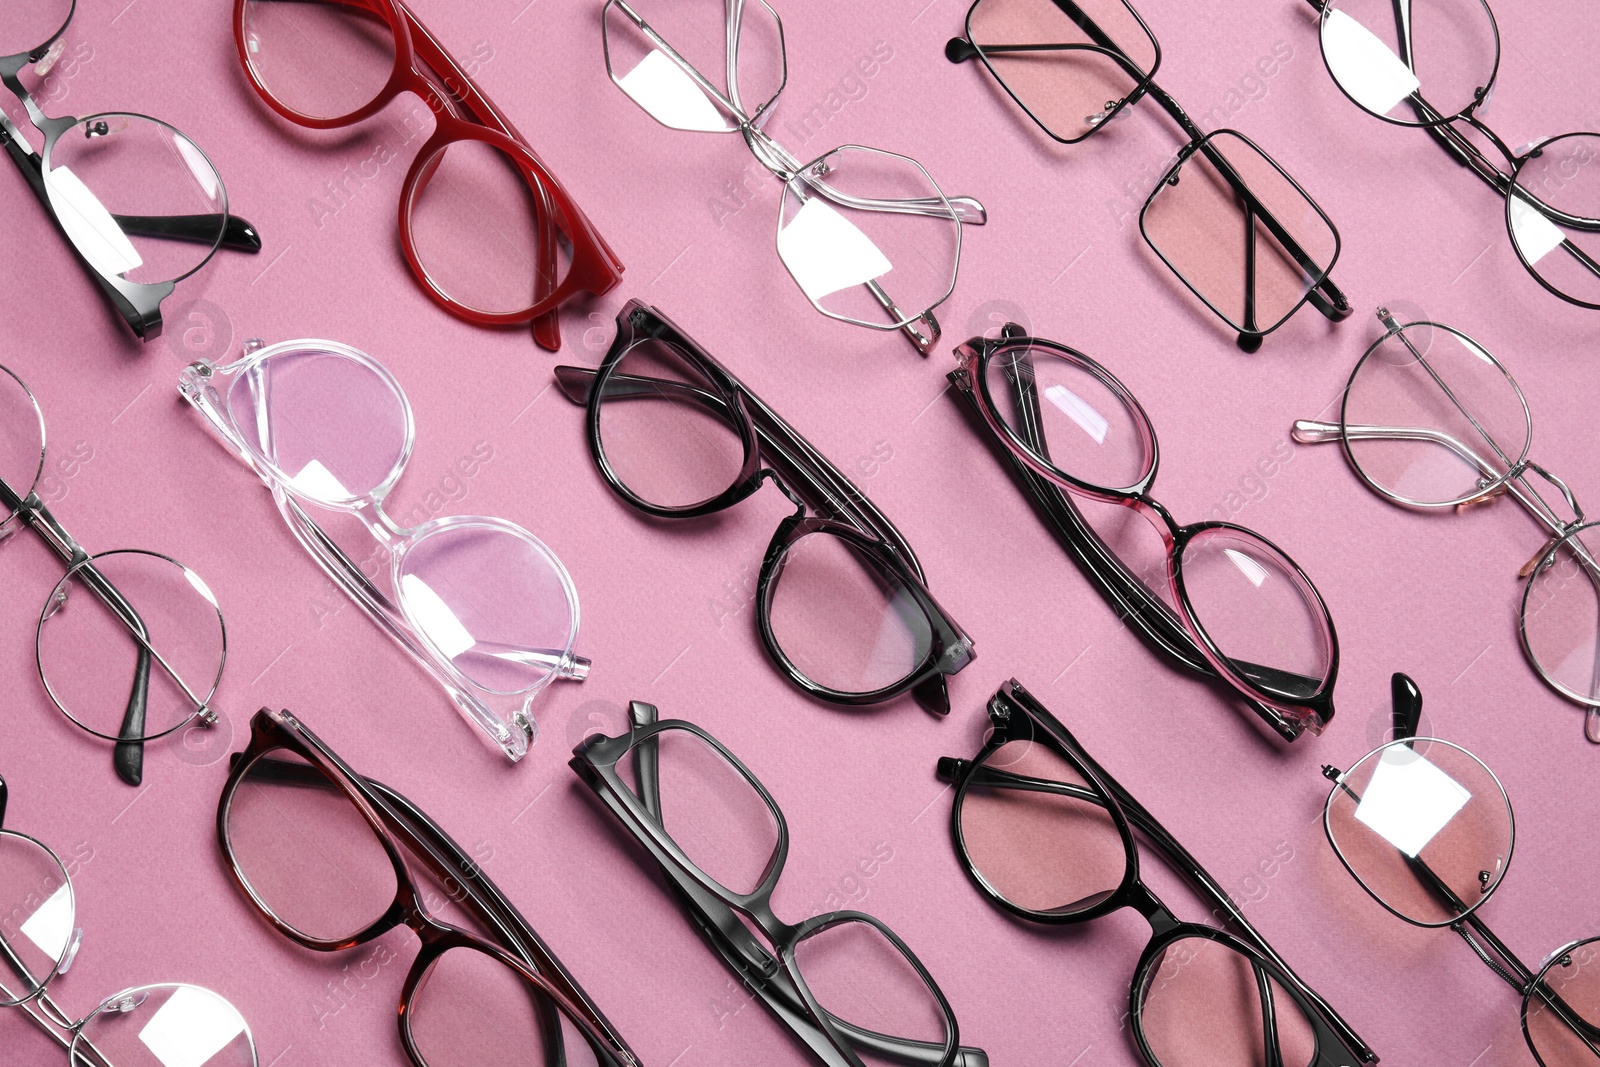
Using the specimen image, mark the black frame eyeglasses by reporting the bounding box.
[1301,0,1600,310]
[0,2,261,339]
[938,680,1375,1066]
[556,300,975,715]
[946,0,1351,350]
[1321,674,1600,1066]
[951,323,1338,740]
[572,700,987,1067]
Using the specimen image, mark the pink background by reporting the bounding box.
[1,1,1597,1065]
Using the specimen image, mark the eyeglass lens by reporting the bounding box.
[1317,0,1498,124]
[1509,134,1600,310]
[239,1,398,122]
[0,831,73,1007]
[0,3,72,57]
[1525,936,1600,1067]
[71,984,254,1067]
[0,368,45,521]
[1523,524,1600,708]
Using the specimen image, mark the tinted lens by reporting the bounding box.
[0,365,45,526]
[397,520,579,695]
[1143,131,1336,335]
[966,0,1157,142]
[408,945,602,1067]
[957,739,1127,915]
[1341,321,1528,506]
[1138,936,1319,1067]
[223,748,397,942]
[595,336,747,509]
[72,984,253,1067]
[980,342,1154,492]
[1319,0,1498,124]
[765,531,934,696]
[1525,938,1600,1067]
[1178,528,1333,707]
[1325,738,1511,925]
[227,344,410,505]
[1509,134,1600,310]
[1523,524,1600,708]
[0,1,72,56]
[792,919,953,1067]
[43,114,226,285]
[0,831,73,1007]
[239,0,397,121]
[37,550,226,742]
[777,147,959,331]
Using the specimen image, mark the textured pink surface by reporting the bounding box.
[0,1,1597,1066]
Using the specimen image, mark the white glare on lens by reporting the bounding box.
[184,567,220,608]
[1322,9,1420,115]
[401,573,477,659]
[1509,197,1568,266]
[20,882,73,960]
[136,986,247,1067]
[1224,548,1269,588]
[174,134,220,201]
[1043,383,1110,445]
[1353,747,1472,857]
[777,196,892,302]
[44,165,144,277]
[618,50,732,132]
[291,458,352,502]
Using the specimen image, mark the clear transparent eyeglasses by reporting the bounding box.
[0,364,226,787]
[179,339,588,762]
[0,775,258,1066]
[1293,309,1599,743]
[602,0,987,355]
[1308,0,1600,310]
[1323,674,1600,1066]
[0,1,261,339]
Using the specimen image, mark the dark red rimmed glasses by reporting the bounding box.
[232,0,623,351]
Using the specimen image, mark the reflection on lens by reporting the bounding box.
[1509,133,1600,310]
[765,531,933,696]
[37,550,225,742]
[0,365,45,525]
[0,1,74,58]
[0,832,74,1007]
[44,114,227,285]
[792,918,952,1067]
[1523,524,1600,708]
[958,740,1126,914]
[1138,935,1318,1067]
[240,0,397,120]
[1524,937,1600,1067]
[226,345,410,506]
[224,749,396,942]
[596,337,747,509]
[1341,322,1528,506]
[1319,0,1498,125]
[1325,738,1511,926]
[72,983,254,1067]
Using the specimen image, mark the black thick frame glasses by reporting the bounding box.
[557,300,974,714]
[950,324,1339,740]
[946,0,1351,350]
[572,700,986,1067]
[938,679,1376,1066]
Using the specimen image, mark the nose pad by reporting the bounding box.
[42,585,69,620]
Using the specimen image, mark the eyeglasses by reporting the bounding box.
[180,338,588,762]
[219,707,640,1067]
[951,323,1338,739]
[1321,673,1600,1067]
[1,3,262,339]
[602,0,986,355]
[1304,0,1600,310]
[0,364,226,787]
[938,679,1376,1066]
[946,0,1351,350]
[0,773,258,1066]
[1291,309,1599,743]
[233,0,623,352]
[556,300,974,714]
[572,700,984,1067]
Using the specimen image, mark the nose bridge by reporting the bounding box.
[1131,494,1181,548]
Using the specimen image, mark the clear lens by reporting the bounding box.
[226,344,411,506]
[0,1,72,58]
[594,335,748,509]
[72,983,254,1067]
[777,147,959,332]
[1178,528,1332,705]
[792,918,952,1067]
[1138,935,1319,1067]
[980,342,1154,492]
[1143,131,1337,335]
[43,114,227,285]
[966,0,1157,142]
[37,550,225,743]
[239,0,397,121]
[1509,133,1600,310]
[1325,738,1512,926]
[0,365,45,526]
[765,531,934,696]
[223,748,397,942]
[1524,937,1600,1067]
[957,739,1127,915]
[0,831,73,1007]
[397,520,579,696]
[1341,321,1529,506]
[1319,0,1498,124]
[1523,524,1600,708]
